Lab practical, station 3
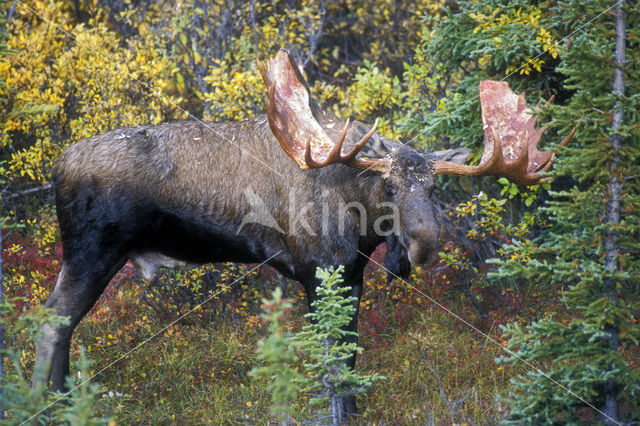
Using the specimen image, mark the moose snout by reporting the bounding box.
[407,240,439,267]
[405,227,440,267]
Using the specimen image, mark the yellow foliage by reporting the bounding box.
[469,6,558,76]
[1,0,186,187]
[25,207,59,255]
[333,0,446,69]
[204,60,264,121]
[1,0,451,191]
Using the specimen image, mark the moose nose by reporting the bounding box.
[405,225,440,267]
[407,241,439,267]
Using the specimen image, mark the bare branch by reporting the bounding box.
[2,184,53,201]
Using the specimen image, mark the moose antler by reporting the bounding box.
[433,81,574,186]
[258,49,389,172]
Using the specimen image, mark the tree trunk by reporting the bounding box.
[602,1,625,424]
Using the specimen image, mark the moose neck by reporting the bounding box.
[313,164,391,247]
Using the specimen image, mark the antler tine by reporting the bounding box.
[559,127,575,147]
[304,136,323,168]
[536,156,554,175]
[485,127,506,172]
[302,118,384,170]
[534,94,556,109]
[327,118,352,164]
[345,119,391,172]
[342,119,379,164]
[302,119,351,168]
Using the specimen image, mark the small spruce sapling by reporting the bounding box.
[0,297,108,424]
[249,287,303,425]
[57,348,106,426]
[297,266,384,424]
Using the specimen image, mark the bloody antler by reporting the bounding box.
[258,49,389,172]
[433,81,574,186]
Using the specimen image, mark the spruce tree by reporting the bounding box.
[297,266,383,425]
[252,267,383,425]
[495,1,640,423]
[410,0,639,422]
[250,287,303,425]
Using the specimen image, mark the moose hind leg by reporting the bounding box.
[34,256,126,390]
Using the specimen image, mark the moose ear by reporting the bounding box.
[427,148,471,165]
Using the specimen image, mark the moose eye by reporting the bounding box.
[385,183,397,196]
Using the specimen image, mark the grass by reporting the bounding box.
[69,264,521,424]
[82,304,516,424]
[3,233,552,424]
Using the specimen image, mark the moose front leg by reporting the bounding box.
[339,276,363,420]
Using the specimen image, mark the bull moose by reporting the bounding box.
[34,49,570,420]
